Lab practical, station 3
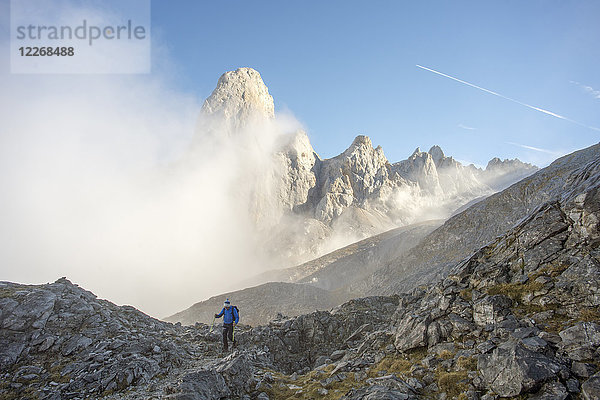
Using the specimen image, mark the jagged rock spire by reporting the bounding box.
[428,145,445,167]
[201,67,274,131]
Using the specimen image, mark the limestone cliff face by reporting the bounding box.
[273,130,318,213]
[393,147,443,196]
[428,145,481,196]
[311,135,404,223]
[482,156,539,191]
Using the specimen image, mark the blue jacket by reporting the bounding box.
[216,306,239,324]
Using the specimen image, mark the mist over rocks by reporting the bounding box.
[0,65,542,339]
[167,220,442,327]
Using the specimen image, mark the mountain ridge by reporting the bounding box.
[194,67,539,269]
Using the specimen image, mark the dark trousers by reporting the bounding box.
[222,323,235,349]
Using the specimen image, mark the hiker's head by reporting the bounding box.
[224,299,231,308]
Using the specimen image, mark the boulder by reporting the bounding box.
[172,369,230,400]
[477,341,562,397]
[572,361,598,379]
[331,349,346,361]
[529,381,568,400]
[342,385,413,400]
[582,372,600,400]
[216,353,254,396]
[472,295,512,326]
[559,322,600,361]
[394,314,430,351]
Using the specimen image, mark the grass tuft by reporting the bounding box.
[438,350,454,360]
[459,289,472,301]
[580,308,600,322]
[456,356,477,371]
[435,368,468,398]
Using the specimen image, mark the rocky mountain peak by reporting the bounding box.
[486,157,503,169]
[193,68,541,269]
[343,135,384,159]
[394,147,442,195]
[411,147,422,157]
[201,67,274,126]
[428,145,445,166]
[485,156,535,172]
[350,135,372,148]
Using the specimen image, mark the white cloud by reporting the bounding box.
[457,123,476,130]
[570,80,600,99]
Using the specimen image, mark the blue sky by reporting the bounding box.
[151,0,600,166]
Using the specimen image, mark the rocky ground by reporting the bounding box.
[1,162,599,399]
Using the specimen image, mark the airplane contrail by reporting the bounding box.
[416,64,600,132]
[506,142,561,155]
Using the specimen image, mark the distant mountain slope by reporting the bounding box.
[243,219,442,287]
[164,282,346,327]
[169,220,441,326]
[360,142,600,297]
[296,220,443,291]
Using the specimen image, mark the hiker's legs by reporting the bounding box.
[228,325,235,346]
[222,325,229,350]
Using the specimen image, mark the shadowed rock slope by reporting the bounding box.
[1,154,599,399]
[165,282,347,327]
[254,220,442,289]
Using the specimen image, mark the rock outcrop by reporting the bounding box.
[0,278,202,398]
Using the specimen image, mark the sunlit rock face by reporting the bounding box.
[311,135,403,223]
[201,67,274,131]
[393,147,443,196]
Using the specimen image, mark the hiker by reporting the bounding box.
[214,298,239,351]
